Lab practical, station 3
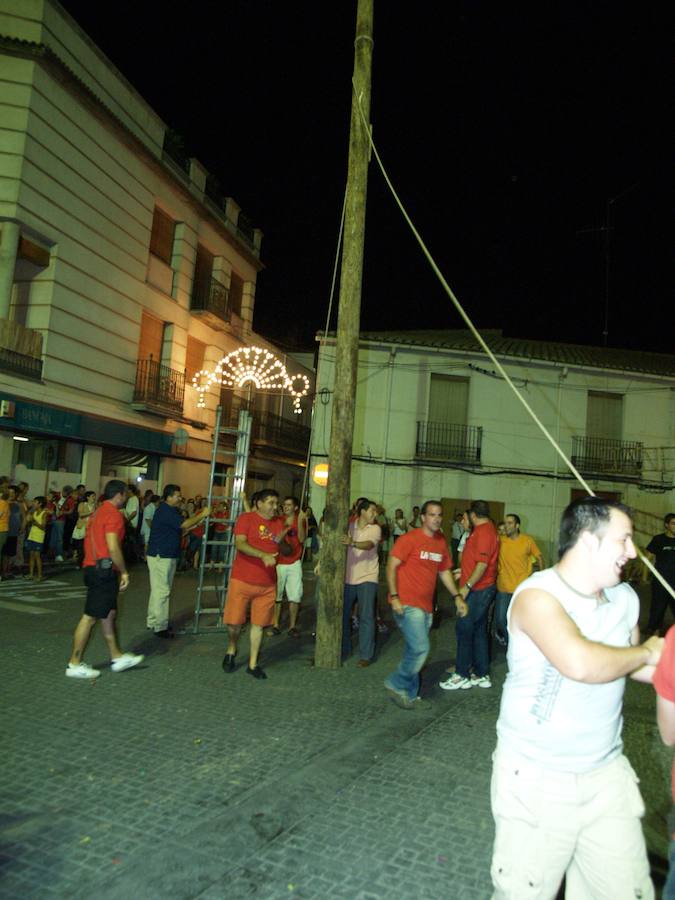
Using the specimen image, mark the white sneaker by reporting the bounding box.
[66,662,100,679]
[111,653,144,673]
[473,675,492,689]
[439,674,472,691]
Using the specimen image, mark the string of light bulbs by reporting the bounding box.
[193,346,310,413]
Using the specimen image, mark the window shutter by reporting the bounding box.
[149,208,175,264]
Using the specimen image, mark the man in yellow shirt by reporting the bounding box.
[495,513,543,647]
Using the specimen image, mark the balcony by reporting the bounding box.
[571,435,643,477]
[219,400,310,461]
[0,319,43,381]
[190,277,231,331]
[132,357,185,417]
[415,421,482,465]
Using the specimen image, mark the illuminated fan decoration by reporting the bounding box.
[193,346,310,413]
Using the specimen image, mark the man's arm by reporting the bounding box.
[105,532,130,590]
[386,555,404,615]
[234,533,277,567]
[629,625,657,682]
[657,695,675,745]
[460,561,487,597]
[511,588,663,683]
[439,568,467,617]
[181,506,210,532]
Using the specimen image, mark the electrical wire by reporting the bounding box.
[349,76,675,600]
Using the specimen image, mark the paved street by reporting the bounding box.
[2,564,672,899]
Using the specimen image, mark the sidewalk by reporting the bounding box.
[2,565,671,898]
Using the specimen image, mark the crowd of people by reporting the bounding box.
[3,473,675,896]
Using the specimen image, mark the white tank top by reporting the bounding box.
[496,568,639,773]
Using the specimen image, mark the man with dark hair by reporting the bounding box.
[489,495,662,899]
[268,496,307,637]
[385,500,460,708]
[145,484,210,637]
[65,480,143,679]
[222,489,283,679]
[440,499,499,690]
[645,513,675,636]
[494,513,544,647]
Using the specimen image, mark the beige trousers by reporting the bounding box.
[490,748,653,900]
[146,555,177,632]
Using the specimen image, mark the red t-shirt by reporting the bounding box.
[653,624,675,803]
[213,509,229,533]
[460,521,499,590]
[82,501,126,569]
[231,511,284,586]
[390,529,452,613]
[277,513,303,566]
[57,495,76,521]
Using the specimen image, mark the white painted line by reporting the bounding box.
[0,600,54,615]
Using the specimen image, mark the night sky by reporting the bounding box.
[60,2,671,354]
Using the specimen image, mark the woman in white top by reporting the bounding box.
[71,491,96,563]
[140,495,160,561]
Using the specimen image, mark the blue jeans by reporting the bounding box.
[455,584,496,678]
[666,836,675,900]
[495,590,513,643]
[49,520,64,557]
[385,605,433,700]
[342,581,377,661]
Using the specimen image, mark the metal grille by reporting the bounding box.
[416,421,482,464]
[133,358,185,414]
[191,277,230,322]
[571,435,643,476]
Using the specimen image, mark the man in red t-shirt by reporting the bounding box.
[268,496,307,638]
[653,623,675,895]
[384,500,460,709]
[440,499,499,691]
[65,480,143,680]
[222,489,284,680]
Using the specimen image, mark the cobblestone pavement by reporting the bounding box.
[2,565,672,899]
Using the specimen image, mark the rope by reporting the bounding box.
[349,77,675,602]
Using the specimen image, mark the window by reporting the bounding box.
[185,336,206,381]
[586,391,622,439]
[138,311,165,362]
[192,244,214,305]
[16,438,83,473]
[149,207,175,265]
[428,374,469,424]
[230,272,243,317]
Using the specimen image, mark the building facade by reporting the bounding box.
[0,0,312,499]
[309,330,675,560]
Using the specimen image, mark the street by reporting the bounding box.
[2,565,672,899]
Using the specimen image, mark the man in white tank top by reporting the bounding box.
[490,496,663,899]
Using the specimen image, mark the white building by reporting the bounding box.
[0,0,312,499]
[309,329,675,559]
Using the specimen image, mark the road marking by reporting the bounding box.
[0,600,53,615]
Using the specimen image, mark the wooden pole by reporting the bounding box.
[315,0,374,668]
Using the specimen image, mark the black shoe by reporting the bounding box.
[246,665,267,680]
[154,629,174,639]
[222,654,235,673]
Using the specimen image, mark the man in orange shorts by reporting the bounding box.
[222,489,283,680]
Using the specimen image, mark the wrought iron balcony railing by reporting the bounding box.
[218,399,310,459]
[0,320,43,380]
[190,277,231,323]
[132,357,185,416]
[416,421,482,464]
[571,435,643,476]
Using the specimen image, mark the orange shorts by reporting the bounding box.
[223,578,276,627]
